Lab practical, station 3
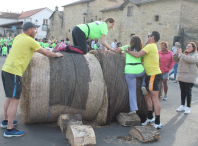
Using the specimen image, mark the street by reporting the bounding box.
[0,56,198,146]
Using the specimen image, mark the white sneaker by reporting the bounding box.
[141,86,148,95]
[173,81,177,83]
[184,107,190,114]
[176,105,185,112]
[153,123,163,129]
[163,95,167,101]
[141,118,155,126]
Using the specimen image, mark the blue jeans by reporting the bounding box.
[125,71,146,112]
[7,45,12,54]
[169,63,178,81]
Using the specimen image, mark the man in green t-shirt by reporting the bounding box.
[126,31,162,130]
[1,22,63,138]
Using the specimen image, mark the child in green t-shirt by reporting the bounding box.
[2,44,7,57]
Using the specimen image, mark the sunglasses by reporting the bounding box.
[148,34,153,38]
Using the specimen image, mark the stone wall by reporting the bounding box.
[180,0,198,49]
[102,0,182,50]
[63,3,88,43]
[47,12,64,41]
[86,0,124,23]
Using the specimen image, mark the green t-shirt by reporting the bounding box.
[77,21,108,39]
[9,38,13,46]
[43,43,49,48]
[1,38,7,46]
[2,46,7,55]
[52,43,56,48]
[38,42,43,47]
[94,44,97,49]
[121,45,144,74]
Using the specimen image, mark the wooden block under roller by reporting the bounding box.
[129,125,161,143]
[66,125,96,146]
[116,112,141,126]
[57,114,82,133]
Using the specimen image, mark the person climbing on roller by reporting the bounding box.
[56,18,116,54]
[110,35,146,114]
[1,22,63,137]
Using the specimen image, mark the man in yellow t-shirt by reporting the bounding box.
[1,22,63,137]
[126,31,162,129]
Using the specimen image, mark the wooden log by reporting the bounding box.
[129,125,161,143]
[66,125,96,146]
[58,114,82,133]
[116,112,141,126]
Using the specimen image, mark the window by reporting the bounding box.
[127,6,133,17]
[43,19,48,25]
[155,15,159,21]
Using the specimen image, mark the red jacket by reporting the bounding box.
[159,50,175,73]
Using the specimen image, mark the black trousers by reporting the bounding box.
[72,26,88,54]
[179,81,194,107]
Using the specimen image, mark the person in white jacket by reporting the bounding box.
[111,39,117,49]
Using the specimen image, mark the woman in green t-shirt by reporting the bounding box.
[69,17,116,54]
[111,35,146,114]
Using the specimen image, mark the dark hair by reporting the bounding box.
[105,17,115,23]
[35,38,38,41]
[160,41,168,48]
[129,35,143,52]
[151,31,160,42]
[3,44,6,47]
[117,42,122,47]
[66,38,69,41]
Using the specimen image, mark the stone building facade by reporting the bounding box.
[48,0,198,50]
[48,0,124,41]
[101,0,198,49]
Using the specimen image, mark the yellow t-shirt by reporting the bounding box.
[143,43,161,75]
[2,33,41,77]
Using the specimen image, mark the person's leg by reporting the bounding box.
[169,70,174,77]
[71,26,88,54]
[174,63,178,81]
[141,72,148,95]
[179,81,186,106]
[3,98,11,121]
[125,74,138,112]
[162,79,168,95]
[176,81,186,112]
[72,28,78,46]
[186,83,194,108]
[7,98,20,129]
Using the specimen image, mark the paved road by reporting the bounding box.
[0,56,198,146]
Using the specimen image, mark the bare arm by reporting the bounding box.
[37,48,63,57]
[101,34,114,51]
[127,49,147,58]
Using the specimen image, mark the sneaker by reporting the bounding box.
[4,127,24,137]
[128,111,136,115]
[141,86,148,95]
[163,95,167,101]
[184,107,190,114]
[1,120,17,128]
[141,118,155,126]
[173,80,177,83]
[153,123,163,129]
[176,105,185,112]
